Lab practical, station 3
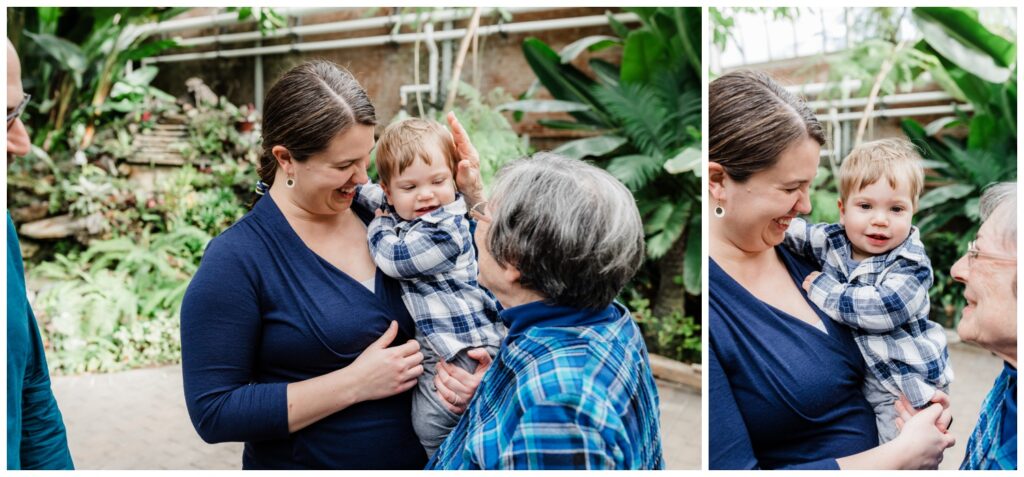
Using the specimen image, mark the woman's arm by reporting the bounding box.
[836,403,955,470]
[285,321,424,433]
[181,240,424,441]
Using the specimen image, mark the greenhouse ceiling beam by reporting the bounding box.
[143,13,641,64]
[175,7,557,48]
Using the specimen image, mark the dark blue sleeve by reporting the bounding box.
[18,306,74,470]
[180,235,289,443]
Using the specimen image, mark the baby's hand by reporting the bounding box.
[802,271,822,292]
[375,208,389,218]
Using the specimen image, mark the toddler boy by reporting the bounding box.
[783,138,953,443]
[354,118,504,457]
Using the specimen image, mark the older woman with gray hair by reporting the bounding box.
[426,152,664,469]
[945,182,1016,470]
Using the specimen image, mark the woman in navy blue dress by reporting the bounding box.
[180,61,486,469]
[707,70,955,470]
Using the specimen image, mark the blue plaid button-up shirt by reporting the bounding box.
[426,301,664,470]
[783,217,953,408]
[357,184,504,360]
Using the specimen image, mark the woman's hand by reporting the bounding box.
[889,403,956,469]
[895,390,952,433]
[349,321,424,402]
[434,348,493,414]
[447,111,484,209]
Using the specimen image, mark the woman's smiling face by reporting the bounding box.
[287,124,375,216]
[714,136,820,253]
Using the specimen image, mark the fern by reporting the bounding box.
[593,82,674,158]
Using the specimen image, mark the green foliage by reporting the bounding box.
[902,8,1016,328]
[510,7,701,360]
[628,296,700,364]
[8,7,185,154]
[32,225,210,373]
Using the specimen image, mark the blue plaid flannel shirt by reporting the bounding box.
[961,364,1017,470]
[425,302,664,469]
[357,184,504,360]
[783,217,953,408]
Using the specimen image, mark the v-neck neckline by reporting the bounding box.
[710,250,837,339]
[259,194,381,298]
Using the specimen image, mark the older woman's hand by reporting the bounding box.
[434,348,493,414]
[447,111,484,209]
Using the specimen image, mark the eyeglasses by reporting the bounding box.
[7,93,30,130]
[469,201,491,223]
[965,240,1016,267]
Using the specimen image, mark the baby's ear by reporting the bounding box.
[380,182,393,205]
[837,198,846,224]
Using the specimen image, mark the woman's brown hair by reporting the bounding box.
[709,70,825,182]
[257,60,377,192]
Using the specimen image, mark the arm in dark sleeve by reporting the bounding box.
[709,343,839,470]
[18,306,74,470]
[180,238,288,443]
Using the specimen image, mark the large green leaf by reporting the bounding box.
[521,37,609,126]
[643,202,674,235]
[24,31,88,83]
[913,8,1016,68]
[552,135,627,160]
[664,145,700,175]
[536,119,603,131]
[918,184,975,211]
[913,8,1013,83]
[682,214,701,295]
[588,59,620,88]
[559,35,620,64]
[496,99,591,113]
[620,30,665,85]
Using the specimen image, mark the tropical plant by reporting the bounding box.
[32,225,210,373]
[506,8,702,327]
[900,7,1016,326]
[7,7,186,153]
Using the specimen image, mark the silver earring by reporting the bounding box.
[286,177,295,188]
[714,202,725,218]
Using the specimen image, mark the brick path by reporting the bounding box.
[51,367,700,469]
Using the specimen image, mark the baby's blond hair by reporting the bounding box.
[375,118,459,187]
[838,138,925,211]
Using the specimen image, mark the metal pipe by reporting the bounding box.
[174,7,555,48]
[133,7,347,36]
[144,13,641,64]
[425,22,438,105]
[805,90,957,111]
[826,103,973,122]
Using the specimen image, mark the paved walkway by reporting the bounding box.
[48,339,999,470]
[51,366,700,469]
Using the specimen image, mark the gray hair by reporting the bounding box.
[486,152,645,309]
[979,182,1016,253]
